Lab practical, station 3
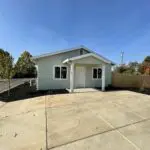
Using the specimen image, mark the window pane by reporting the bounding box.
[93,68,97,78]
[98,68,102,78]
[80,49,83,55]
[55,67,60,78]
[61,67,67,79]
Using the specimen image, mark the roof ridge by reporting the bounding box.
[32,45,91,59]
[32,46,115,65]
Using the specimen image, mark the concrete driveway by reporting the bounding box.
[0,91,150,150]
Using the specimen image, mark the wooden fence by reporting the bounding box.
[112,73,150,88]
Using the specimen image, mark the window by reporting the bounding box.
[92,68,102,79]
[55,67,60,78]
[93,68,97,78]
[54,66,67,79]
[98,68,102,78]
[61,67,67,79]
[80,49,84,55]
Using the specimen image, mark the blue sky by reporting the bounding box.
[0,0,150,63]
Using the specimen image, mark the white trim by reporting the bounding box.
[35,65,39,90]
[63,53,111,64]
[84,66,86,88]
[32,46,92,60]
[70,63,74,93]
[102,65,106,91]
[53,65,68,80]
[92,67,102,80]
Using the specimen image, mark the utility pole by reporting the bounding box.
[121,51,124,65]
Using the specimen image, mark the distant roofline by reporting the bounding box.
[32,45,116,65]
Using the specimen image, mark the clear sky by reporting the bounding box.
[0,0,150,64]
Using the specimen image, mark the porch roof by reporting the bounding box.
[63,53,114,65]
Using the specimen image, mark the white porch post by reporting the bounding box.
[102,64,106,91]
[70,62,74,93]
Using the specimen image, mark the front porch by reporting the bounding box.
[63,53,107,93]
[66,88,102,93]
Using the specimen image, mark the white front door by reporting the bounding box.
[75,66,85,88]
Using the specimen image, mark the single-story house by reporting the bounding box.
[33,46,115,92]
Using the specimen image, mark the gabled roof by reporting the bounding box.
[32,45,115,65]
[63,53,112,64]
[32,45,88,60]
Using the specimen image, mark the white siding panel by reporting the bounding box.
[37,49,88,90]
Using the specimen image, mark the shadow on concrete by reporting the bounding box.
[1,83,149,103]
[104,86,150,95]
[0,82,69,102]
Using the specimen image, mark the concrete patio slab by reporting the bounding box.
[134,106,150,119]
[50,130,137,150]
[88,102,142,127]
[47,104,112,148]
[0,101,5,108]
[119,120,150,150]
[113,92,150,111]
[46,91,150,150]
[0,109,46,150]
[0,90,150,150]
[0,96,45,118]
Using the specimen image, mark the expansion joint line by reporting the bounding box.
[45,96,48,150]
[89,109,141,150]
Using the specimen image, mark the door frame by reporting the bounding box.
[75,66,86,88]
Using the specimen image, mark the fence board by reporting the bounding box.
[112,73,150,88]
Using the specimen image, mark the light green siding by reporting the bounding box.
[74,64,111,88]
[36,49,112,90]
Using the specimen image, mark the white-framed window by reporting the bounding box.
[92,67,102,79]
[53,66,68,80]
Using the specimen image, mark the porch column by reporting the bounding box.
[102,64,106,91]
[70,62,74,93]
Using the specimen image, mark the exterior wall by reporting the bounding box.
[74,64,112,88]
[82,49,89,55]
[36,48,112,90]
[36,49,89,90]
[35,65,39,90]
[85,65,102,88]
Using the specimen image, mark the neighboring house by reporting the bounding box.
[33,46,115,92]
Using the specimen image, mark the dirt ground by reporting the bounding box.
[0,90,150,150]
[0,79,34,94]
